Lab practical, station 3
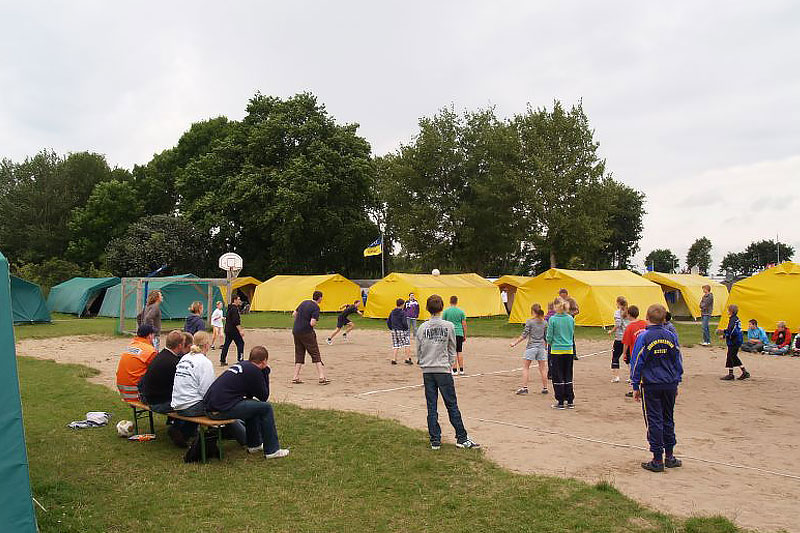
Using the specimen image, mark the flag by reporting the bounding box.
[363,237,382,257]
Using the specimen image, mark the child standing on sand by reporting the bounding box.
[510,304,549,395]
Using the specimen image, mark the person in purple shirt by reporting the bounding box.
[404,293,420,336]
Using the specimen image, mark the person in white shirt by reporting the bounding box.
[172,331,216,416]
[210,301,225,350]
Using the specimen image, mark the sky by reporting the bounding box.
[1,1,798,273]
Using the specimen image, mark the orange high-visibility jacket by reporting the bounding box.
[116,336,157,402]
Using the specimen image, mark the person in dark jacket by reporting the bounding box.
[720,304,750,380]
[205,345,288,459]
[630,304,683,472]
[220,296,244,366]
[387,298,412,365]
[184,301,206,335]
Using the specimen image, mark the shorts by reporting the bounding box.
[456,335,464,353]
[336,315,353,329]
[293,330,322,364]
[391,329,411,348]
[611,340,624,369]
[524,345,547,361]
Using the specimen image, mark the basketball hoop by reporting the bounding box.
[218,252,243,280]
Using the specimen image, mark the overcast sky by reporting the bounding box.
[2,1,798,272]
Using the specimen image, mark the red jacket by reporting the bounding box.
[771,328,792,348]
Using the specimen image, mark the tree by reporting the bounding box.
[719,240,795,275]
[719,252,747,276]
[105,215,211,277]
[174,92,379,277]
[645,249,680,273]
[583,179,645,269]
[0,151,116,263]
[514,101,612,268]
[67,177,140,265]
[686,237,713,275]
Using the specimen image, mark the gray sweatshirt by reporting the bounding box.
[416,316,456,373]
[700,293,714,316]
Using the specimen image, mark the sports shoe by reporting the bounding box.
[220,361,228,367]
[665,456,682,468]
[611,376,620,383]
[738,371,751,380]
[641,460,664,472]
[326,338,332,345]
[625,391,633,397]
[700,342,711,347]
[456,438,480,449]
[452,369,458,376]
[247,444,264,454]
[265,448,290,459]
[404,358,413,365]
[431,443,441,450]
[573,354,579,360]
[391,360,398,365]
[551,403,566,410]
[720,373,735,381]
[566,403,575,409]
[541,388,548,394]
[626,378,631,383]
[210,345,216,350]
[515,387,529,395]
[343,333,348,342]
[458,369,465,375]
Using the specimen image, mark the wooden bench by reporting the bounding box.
[125,400,237,463]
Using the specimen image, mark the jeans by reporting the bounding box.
[210,399,280,453]
[423,373,467,445]
[701,315,711,344]
[221,330,245,364]
[174,401,205,439]
[407,317,418,336]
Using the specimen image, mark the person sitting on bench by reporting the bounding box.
[172,331,216,417]
[116,324,158,403]
[139,330,188,413]
[204,345,289,459]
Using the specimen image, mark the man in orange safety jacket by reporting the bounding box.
[116,324,158,403]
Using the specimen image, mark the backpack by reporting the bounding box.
[183,432,219,463]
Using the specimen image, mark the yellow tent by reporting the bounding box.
[219,276,262,304]
[718,262,800,332]
[642,272,727,318]
[509,268,668,326]
[364,273,506,319]
[493,275,533,314]
[252,274,361,313]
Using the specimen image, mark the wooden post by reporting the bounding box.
[206,284,213,328]
[118,278,126,334]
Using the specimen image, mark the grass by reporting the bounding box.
[20,356,740,532]
[16,312,720,347]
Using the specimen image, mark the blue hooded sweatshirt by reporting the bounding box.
[630,324,683,391]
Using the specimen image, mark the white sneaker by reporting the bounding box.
[626,378,632,384]
[611,377,620,383]
[700,342,711,346]
[458,369,465,375]
[456,438,480,449]
[265,448,290,459]
[452,369,458,376]
[247,444,263,454]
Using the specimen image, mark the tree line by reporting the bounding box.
[645,237,794,276]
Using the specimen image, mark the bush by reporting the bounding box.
[11,258,112,296]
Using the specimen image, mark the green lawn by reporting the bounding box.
[16,312,720,347]
[20,356,738,532]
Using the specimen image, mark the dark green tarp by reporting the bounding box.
[10,276,51,325]
[1,252,38,531]
[98,274,223,320]
[47,277,120,316]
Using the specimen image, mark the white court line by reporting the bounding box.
[356,348,612,397]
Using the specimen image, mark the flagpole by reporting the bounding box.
[380,232,385,278]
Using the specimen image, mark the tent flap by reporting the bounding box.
[643,272,728,318]
[252,274,361,313]
[46,277,120,316]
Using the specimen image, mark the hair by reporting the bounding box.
[354,299,361,305]
[728,304,738,315]
[627,305,640,319]
[396,298,405,307]
[554,298,568,314]
[616,295,628,310]
[136,323,155,337]
[426,294,444,315]
[216,301,223,308]
[188,301,203,314]
[182,331,193,348]
[190,331,210,353]
[313,290,323,301]
[749,318,758,326]
[777,320,786,328]
[558,288,568,296]
[547,301,555,311]
[531,303,542,315]
[665,311,672,322]
[534,308,545,318]
[146,290,162,305]
[449,295,458,304]
[702,284,711,292]
[646,304,667,325]
[165,330,184,350]
[249,345,269,363]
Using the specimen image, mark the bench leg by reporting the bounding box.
[217,426,224,460]
[199,426,207,464]
[147,410,154,434]
[131,407,139,435]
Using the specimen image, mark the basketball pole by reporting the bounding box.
[380,232,385,278]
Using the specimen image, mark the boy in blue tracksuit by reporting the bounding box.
[630,304,683,472]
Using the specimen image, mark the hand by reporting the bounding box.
[633,389,641,402]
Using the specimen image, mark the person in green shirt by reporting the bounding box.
[547,298,576,409]
[442,295,467,375]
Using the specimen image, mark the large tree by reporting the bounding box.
[719,239,795,275]
[582,179,645,269]
[686,237,712,275]
[0,151,117,263]
[645,249,680,273]
[175,92,379,277]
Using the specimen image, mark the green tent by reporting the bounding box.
[10,276,51,325]
[47,277,120,316]
[98,274,223,320]
[1,252,38,531]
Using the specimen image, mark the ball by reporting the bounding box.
[116,420,134,438]
[431,268,440,276]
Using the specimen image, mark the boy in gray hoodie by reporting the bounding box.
[417,294,480,450]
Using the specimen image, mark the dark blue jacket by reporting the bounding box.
[204,361,270,412]
[184,314,205,335]
[630,325,683,391]
[386,307,408,330]
[723,314,743,347]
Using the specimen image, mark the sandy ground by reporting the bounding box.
[17,329,800,532]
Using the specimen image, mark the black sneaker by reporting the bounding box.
[625,391,633,397]
[551,403,566,410]
[641,460,664,472]
[220,361,227,367]
[404,358,413,365]
[566,403,575,409]
[738,371,751,380]
[665,456,682,468]
[391,360,398,365]
[720,374,735,381]
[431,442,441,450]
[572,354,579,360]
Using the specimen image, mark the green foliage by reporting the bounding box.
[583,180,645,269]
[686,237,713,275]
[0,151,117,263]
[719,239,795,276]
[104,214,210,276]
[11,259,112,296]
[645,248,680,273]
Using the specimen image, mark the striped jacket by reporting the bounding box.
[116,336,157,403]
